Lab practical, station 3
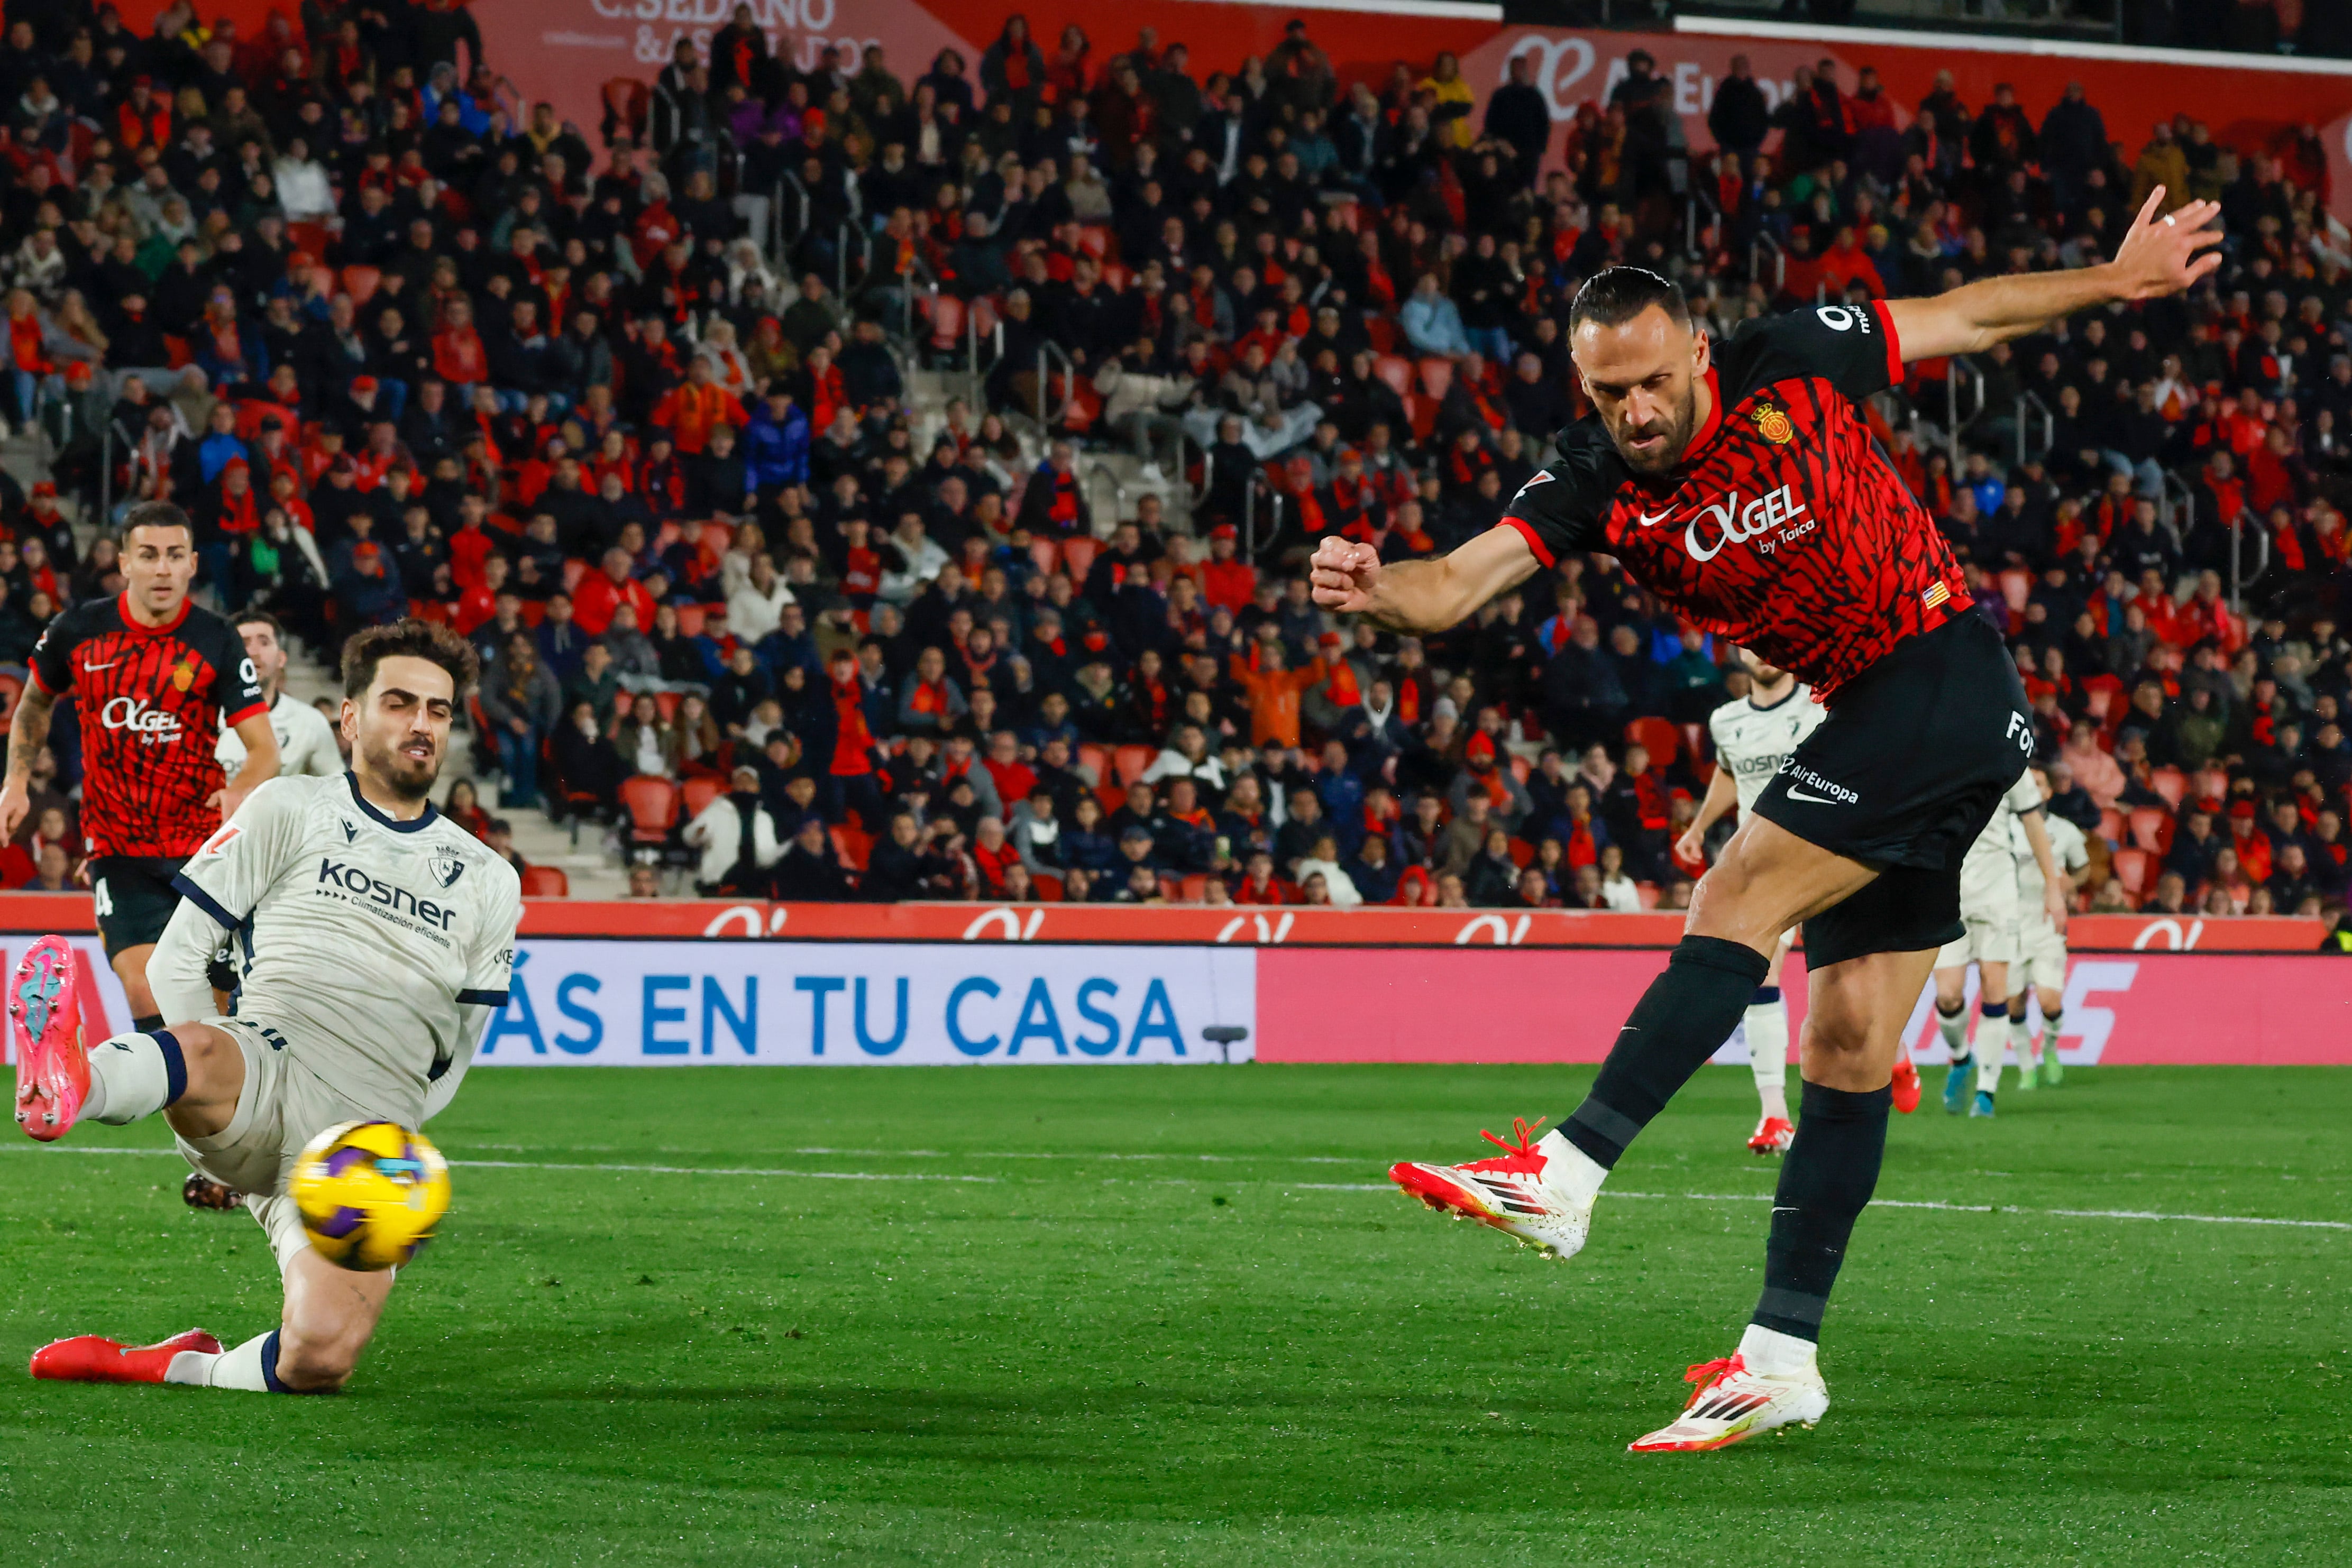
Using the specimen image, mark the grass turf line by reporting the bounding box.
[1,1063,2347,1566]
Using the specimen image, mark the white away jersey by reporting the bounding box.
[2015,810,2088,907]
[1961,769,2045,879]
[217,691,343,780]
[172,773,520,1125]
[1708,686,1826,813]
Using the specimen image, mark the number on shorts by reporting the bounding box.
[92,878,112,918]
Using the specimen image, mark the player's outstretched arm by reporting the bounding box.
[1884,188,2221,362]
[1308,525,1540,635]
[149,896,232,1028]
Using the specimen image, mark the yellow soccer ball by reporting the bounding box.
[288,1121,451,1271]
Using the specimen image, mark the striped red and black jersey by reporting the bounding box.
[1500,301,1969,702]
[30,594,265,857]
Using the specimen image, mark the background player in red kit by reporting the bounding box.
[1311,191,2221,1451]
[0,502,279,1038]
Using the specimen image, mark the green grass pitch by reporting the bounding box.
[2,1063,2348,1565]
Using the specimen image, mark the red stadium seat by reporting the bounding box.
[830,824,871,871]
[2097,807,2127,846]
[1372,354,1414,398]
[1077,742,1112,786]
[1028,537,1060,577]
[1636,881,1661,910]
[2128,806,2174,856]
[1624,716,1680,767]
[1178,874,1209,903]
[1060,535,1100,581]
[1113,745,1154,786]
[654,690,682,723]
[341,265,381,308]
[619,777,678,846]
[1506,837,1533,868]
[2148,766,2187,811]
[1416,357,1455,400]
[679,776,723,819]
[2109,847,2152,901]
[519,866,569,897]
[673,603,707,637]
[1032,872,1064,902]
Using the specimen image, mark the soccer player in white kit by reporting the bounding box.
[1929,768,2067,1117]
[2002,764,2088,1089]
[12,621,520,1394]
[1680,650,1927,1146]
[215,610,344,781]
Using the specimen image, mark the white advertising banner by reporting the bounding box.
[475,940,1257,1066]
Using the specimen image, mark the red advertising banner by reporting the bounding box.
[0,893,2322,950]
[1255,947,2352,1066]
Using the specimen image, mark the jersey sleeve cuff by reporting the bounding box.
[26,663,54,696]
[1872,300,1903,385]
[1500,515,1555,568]
[457,987,509,1007]
[169,873,244,931]
[223,700,269,729]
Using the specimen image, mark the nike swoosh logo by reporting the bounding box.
[81,661,116,672]
[1636,510,1675,528]
[1784,787,1843,804]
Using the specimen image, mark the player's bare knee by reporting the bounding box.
[274,1327,361,1391]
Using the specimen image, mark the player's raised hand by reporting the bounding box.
[1308,536,1381,615]
[2108,189,2222,301]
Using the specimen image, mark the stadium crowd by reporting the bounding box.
[0,2,2342,916]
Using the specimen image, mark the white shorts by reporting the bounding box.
[173,1018,378,1274]
[2012,921,2067,993]
[1936,859,2021,968]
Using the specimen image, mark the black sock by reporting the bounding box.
[133,1013,163,1033]
[1560,936,1770,1169]
[1751,1080,1892,1343]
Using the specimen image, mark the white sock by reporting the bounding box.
[1536,1129,1607,1209]
[166,1331,278,1391]
[1738,1322,1818,1376]
[2008,1014,2037,1068]
[2041,1013,2063,1059]
[1936,1003,1969,1059]
[84,1032,178,1125]
[1745,993,1788,1116]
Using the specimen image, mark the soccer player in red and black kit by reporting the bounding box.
[0,501,279,1051]
[1312,191,2220,1450]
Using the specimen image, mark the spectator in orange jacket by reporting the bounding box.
[1230,643,1326,748]
[652,357,749,455]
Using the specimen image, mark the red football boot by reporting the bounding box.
[1746,1115,1796,1155]
[11,936,89,1141]
[30,1328,222,1384]
[1890,1056,1923,1115]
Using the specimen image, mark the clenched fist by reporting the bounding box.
[1309,536,1382,615]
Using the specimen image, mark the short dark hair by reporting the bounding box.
[121,500,195,543]
[234,609,287,643]
[341,618,481,699]
[1568,266,1692,335]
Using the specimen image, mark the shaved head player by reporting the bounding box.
[1312,191,2221,1450]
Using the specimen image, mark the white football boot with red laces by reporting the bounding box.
[1627,1353,1831,1452]
[1746,1115,1796,1155]
[11,936,88,1142]
[1388,1118,1595,1260]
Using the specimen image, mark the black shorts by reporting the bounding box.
[88,855,188,959]
[1751,612,2033,969]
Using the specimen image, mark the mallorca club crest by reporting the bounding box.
[1748,401,1795,445]
[170,660,196,693]
[427,852,467,890]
